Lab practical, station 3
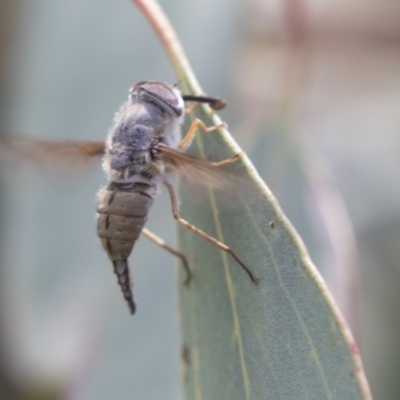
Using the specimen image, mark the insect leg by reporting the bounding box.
[209,152,244,167]
[184,102,199,115]
[142,228,192,285]
[178,118,228,150]
[163,179,259,284]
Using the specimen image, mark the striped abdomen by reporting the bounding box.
[96,182,155,314]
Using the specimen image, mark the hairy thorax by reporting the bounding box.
[103,101,182,184]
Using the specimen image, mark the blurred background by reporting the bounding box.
[0,0,399,399]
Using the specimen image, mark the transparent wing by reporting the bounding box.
[0,136,105,177]
[158,144,238,190]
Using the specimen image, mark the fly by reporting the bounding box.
[3,81,259,314]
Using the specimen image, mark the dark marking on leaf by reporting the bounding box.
[269,221,275,229]
[181,344,191,366]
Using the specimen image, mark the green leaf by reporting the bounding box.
[134,1,372,399]
[176,109,370,400]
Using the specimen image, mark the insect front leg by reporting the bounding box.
[163,179,259,284]
[184,102,199,115]
[178,119,228,150]
[142,228,192,285]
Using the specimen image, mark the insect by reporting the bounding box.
[4,81,259,314]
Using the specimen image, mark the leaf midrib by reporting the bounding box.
[194,122,251,400]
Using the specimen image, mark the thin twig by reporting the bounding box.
[132,0,201,94]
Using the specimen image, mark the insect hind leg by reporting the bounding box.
[113,259,136,314]
[163,180,259,284]
[142,228,192,285]
[209,152,244,167]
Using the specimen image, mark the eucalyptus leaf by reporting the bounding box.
[176,103,370,400]
[135,1,372,399]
